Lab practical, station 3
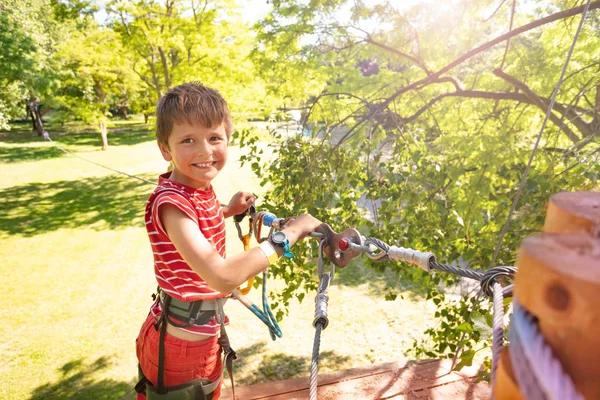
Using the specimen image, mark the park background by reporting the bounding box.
[1,0,599,398]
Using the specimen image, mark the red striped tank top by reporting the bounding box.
[144,172,229,336]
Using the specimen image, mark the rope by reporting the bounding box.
[491,282,504,390]
[508,319,547,399]
[43,133,157,185]
[510,299,584,400]
[489,0,593,269]
[429,260,485,281]
[309,247,332,400]
[310,322,324,400]
[261,270,282,340]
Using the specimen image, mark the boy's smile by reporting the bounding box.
[159,121,228,189]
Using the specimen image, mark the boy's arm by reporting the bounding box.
[160,203,320,293]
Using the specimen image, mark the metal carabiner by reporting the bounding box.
[317,240,335,285]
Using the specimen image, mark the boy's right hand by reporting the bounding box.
[283,213,323,242]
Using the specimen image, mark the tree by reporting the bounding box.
[0,0,60,133]
[246,0,600,372]
[53,18,139,149]
[106,0,267,114]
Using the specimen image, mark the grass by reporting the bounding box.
[0,120,440,399]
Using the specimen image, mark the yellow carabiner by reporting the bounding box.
[236,229,254,295]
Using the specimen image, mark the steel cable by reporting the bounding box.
[309,321,324,400]
[429,260,485,281]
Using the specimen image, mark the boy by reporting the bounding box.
[135,82,322,400]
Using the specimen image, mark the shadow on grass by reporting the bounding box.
[0,130,155,163]
[230,341,351,386]
[0,173,155,236]
[30,356,132,400]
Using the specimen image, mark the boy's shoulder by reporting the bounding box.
[146,173,218,213]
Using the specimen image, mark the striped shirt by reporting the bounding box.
[145,173,229,336]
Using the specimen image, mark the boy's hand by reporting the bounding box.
[224,191,256,218]
[284,213,323,242]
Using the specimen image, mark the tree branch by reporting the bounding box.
[365,37,432,75]
[331,0,600,150]
[158,46,171,89]
[494,69,583,142]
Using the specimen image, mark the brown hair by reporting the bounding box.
[155,82,233,146]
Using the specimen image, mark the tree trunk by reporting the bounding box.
[27,107,36,131]
[29,97,45,136]
[144,113,150,124]
[100,121,109,150]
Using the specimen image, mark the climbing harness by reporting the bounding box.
[135,289,237,400]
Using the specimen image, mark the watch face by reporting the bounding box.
[271,231,287,244]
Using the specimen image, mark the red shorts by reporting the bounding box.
[136,313,223,400]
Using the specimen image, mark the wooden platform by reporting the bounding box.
[221,359,491,399]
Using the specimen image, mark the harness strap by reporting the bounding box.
[218,324,237,399]
[159,291,227,328]
[157,296,170,394]
[139,292,236,398]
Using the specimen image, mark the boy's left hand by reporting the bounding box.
[225,191,256,217]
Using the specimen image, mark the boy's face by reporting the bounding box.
[158,121,228,189]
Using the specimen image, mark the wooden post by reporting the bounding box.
[494,191,600,400]
[544,191,600,235]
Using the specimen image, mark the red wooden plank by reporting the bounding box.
[221,359,491,400]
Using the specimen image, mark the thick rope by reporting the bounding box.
[510,300,584,400]
[508,320,547,399]
[489,0,593,269]
[491,282,504,390]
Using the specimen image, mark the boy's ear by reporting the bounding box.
[158,142,172,162]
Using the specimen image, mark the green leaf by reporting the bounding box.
[456,322,474,333]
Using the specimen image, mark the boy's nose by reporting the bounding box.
[197,140,211,155]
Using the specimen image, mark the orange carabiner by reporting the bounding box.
[236,219,255,295]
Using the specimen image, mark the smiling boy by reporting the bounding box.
[135,82,322,399]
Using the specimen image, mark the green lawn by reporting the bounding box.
[1,122,439,399]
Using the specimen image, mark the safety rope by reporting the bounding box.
[43,132,157,185]
[230,209,284,340]
[354,236,517,385]
[509,300,584,400]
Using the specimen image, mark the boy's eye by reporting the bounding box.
[210,136,224,141]
[182,138,194,144]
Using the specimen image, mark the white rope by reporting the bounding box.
[511,300,584,400]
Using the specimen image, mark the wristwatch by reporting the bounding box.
[269,231,294,258]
